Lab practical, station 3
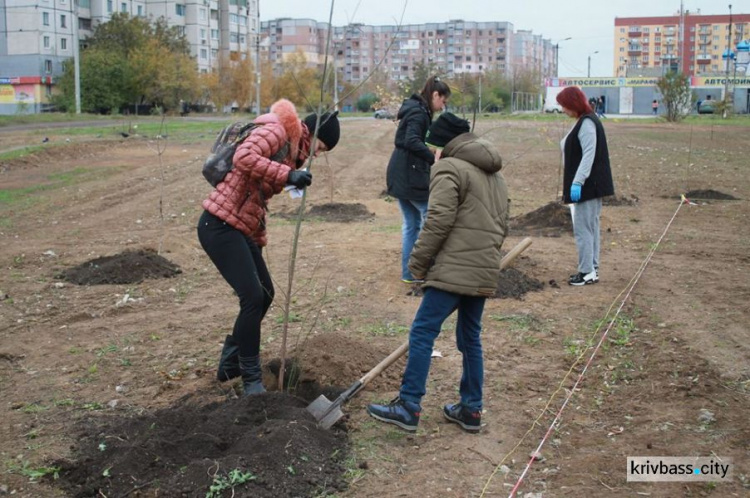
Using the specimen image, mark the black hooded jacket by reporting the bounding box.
[385,94,435,201]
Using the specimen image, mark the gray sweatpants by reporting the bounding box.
[569,198,602,274]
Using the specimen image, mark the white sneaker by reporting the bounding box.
[569,270,598,286]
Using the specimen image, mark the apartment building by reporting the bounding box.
[614,11,750,77]
[0,0,260,113]
[260,18,555,83]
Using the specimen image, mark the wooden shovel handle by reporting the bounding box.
[359,341,410,387]
[500,237,532,270]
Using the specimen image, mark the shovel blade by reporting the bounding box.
[306,394,344,429]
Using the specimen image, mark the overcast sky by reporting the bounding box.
[261,0,748,77]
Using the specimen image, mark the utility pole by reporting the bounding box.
[723,4,733,118]
[554,37,571,78]
[587,51,599,77]
[678,0,685,73]
[72,0,81,113]
[333,39,339,111]
[255,5,261,116]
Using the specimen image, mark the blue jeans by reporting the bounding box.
[400,287,486,411]
[397,198,428,281]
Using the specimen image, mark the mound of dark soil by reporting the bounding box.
[510,201,572,236]
[684,189,739,200]
[266,332,406,399]
[307,202,375,222]
[493,267,545,299]
[57,248,181,285]
[603,194,639,206]
[55,393,348,498]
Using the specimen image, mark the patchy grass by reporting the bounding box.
[0,145,48,161]
[0,167,99,207]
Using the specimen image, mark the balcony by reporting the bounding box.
[628,28,642,37]
[662,54,678,60]
[628,47,642,55]
[696,53,712,62]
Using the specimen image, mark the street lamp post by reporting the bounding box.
[587,51,599,78]
[554,37,572,77]
[723,4,733,118]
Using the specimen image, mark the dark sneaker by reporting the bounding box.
[569,270,598,286]
[570,268,599,280]
[443,403,482,433]
[366,397,421,432]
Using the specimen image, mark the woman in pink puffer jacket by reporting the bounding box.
[198,99,340,396]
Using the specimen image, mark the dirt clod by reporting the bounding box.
[57,248,181,285]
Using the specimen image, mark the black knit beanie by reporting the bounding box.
[425,112,471,148]
[304,111,340,151]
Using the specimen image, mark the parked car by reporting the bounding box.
[373,109,395,119]
[698,100,717,114]
[542,101,563,113]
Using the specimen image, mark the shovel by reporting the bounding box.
[307,341,410,429]
[307,237,532,429]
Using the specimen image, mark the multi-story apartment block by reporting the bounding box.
[260,18,554,84]
[0,0,260,113]
[513,29,555,78]
[614,11,750,77]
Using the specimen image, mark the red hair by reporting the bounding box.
[556,87,593,116]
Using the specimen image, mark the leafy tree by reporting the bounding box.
[356,93,378,112]
[405,61,441,97]
[656,71,692,122]
[273,50,322,111]
[55,13,194,113]
[205,53,256,112]
[53,48,132,113]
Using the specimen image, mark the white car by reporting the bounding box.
[373,109,395,119]
[543,101,563,113]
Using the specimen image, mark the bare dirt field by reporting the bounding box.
[1,116,748,497]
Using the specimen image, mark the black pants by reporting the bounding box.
[197,210,274,357]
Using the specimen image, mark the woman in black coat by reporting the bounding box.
[385,76,451,283]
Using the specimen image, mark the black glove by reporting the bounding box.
[286,170,312,189]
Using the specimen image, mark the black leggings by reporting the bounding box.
[197,210,274,357]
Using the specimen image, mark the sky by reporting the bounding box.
[260,0,749,77]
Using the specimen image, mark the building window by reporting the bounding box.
[121,3,127,12]
[211,29,219,40]
[61,37,68,50]
[200,8,207,20]
[177,26,185,36]
[107,0,113,13]
[176,4,186,16]
[137,5,143,16]
[43,36,50,48]
[60,14,67,28]
[43,12,50,25]
[45,59,53,73]
[200,48,208,60]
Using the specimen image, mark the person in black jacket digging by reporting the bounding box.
[385,76,451,284]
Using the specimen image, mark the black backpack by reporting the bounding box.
[202,121,291,187]
[202,121,258,187]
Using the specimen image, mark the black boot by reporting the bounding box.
[216,335,240,382]
[239,355,266,396]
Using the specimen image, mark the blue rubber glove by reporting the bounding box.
[570,183,582,203]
